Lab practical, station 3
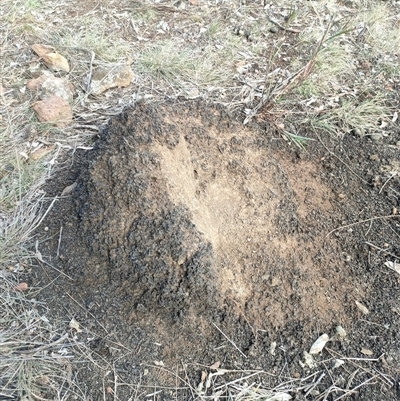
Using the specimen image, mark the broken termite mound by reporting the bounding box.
[70,100,353,332]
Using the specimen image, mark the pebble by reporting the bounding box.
[354,127,364,136]
[369,154,379,161]
[370,133,383,142]
[269,25,279,33]
[336,325,347,339]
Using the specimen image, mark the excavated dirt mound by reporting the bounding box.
[35,101,400,399]
[75,102,351,330]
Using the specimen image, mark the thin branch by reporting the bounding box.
[213,323,247,359]
[365,241,400,259]
[326,215,400,237]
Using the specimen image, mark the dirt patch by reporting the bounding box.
[34,101,400,399]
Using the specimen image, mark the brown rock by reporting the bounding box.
[31,44,70,72]
[41,75,74,103]
[28,72,74,103]
[89,65,134,95]
[32,95,73,127]
[27,73,49,90]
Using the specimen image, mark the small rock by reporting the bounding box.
[269,25,279,33]
[370,133,383,142]
[41,75,74,103]
[136,303,147,313]
[183,85,200,99]
[32,95,73,127]
[369,154,379,161]
[28,72,74,103]
[270,277,280,287]
[335,325,347,339]
[89,65,134,95]
[303,351,316,368]
[396,141,400,147]
[15,282,29,291]
[61,182,77,196]
[27,70,52,90]
[354,128,364,136]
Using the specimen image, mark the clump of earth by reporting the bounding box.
[36,101,400,400]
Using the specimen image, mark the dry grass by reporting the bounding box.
[1,2,81,399]
[49,16,133,63]
[0,273,82,399]
[312,96,390,135]
[136,40,238,92]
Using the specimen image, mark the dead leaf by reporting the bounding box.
[303,351,316,369]
[31,44,70,72]
[32,43,55,56]
[61,182,77,196]
[309,333,329,354]
[201,371,207,382]
[106,387,113,394]
[30,145,55,161]
[209,361,220,370]
[333,359,345,369]
[335,325,347,339]
[65,363,73,381]
[384,261,400,275]
[361,348,373,356]
[355,301,369,315]
[42,52,70,72]
[154,360,164,366]
[69,318,82,333]
[15,282,29,291]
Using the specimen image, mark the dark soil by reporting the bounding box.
[32,101,400,400]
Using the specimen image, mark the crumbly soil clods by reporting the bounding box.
[74,101,353,330]
[35,101,400,399]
